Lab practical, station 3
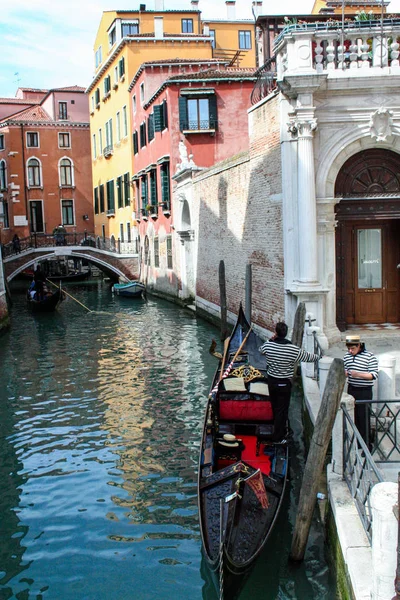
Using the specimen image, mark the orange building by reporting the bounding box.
[0,87,93,245]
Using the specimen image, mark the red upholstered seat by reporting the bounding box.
[219,399,273,421]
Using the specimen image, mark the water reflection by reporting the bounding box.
[0,283,336,599]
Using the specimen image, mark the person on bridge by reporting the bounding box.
[12,234,21,254]
[53,224,66,246]
[259,322,320,444]
[343,334,378,449]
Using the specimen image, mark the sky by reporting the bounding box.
[1,0,400,98]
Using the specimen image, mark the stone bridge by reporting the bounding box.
[3,246,140,283]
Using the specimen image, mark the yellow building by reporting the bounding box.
[311,0,388,15]
[87,0,258,248]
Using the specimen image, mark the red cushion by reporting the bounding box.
[219,399,273,421]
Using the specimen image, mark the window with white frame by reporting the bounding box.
[92,134,97,159]
[105,119,113,149]
[62,199,74,225]
[95,46,102,68]
[114,66,119,85]
[108,26,116,48]
[59,101,68,120]
[98,128,103,154]
[0,160,6,189]
[27,158,41,187]
[58,132,70,148]
[91,95,95,112]
[26,132,39,148]
[121,21,139,36]
[0,134,4,150]
[59,158,73,187]
[120,223,124,243]
[122,106,128,137]
[166,235,173,269]
[140,83,145,104]
[239,30,251,49]
[126,222,131,243]
[181,19,193,33]
[116,112,121,143]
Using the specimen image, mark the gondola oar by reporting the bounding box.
[46,278,93,313]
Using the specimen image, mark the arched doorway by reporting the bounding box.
[335,149,400,330]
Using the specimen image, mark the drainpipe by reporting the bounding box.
[20,124,29,223]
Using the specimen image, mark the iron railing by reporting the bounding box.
[342,404,384,543]
[360,400,400,462]
[250,55,277,105]
[181,119,218,131]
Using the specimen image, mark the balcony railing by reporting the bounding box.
[103,145,113,158]
[274,18,400,78]
[181,119,217,132]
[251,55,277,105]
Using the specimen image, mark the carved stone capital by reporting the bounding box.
[296,119,318,138]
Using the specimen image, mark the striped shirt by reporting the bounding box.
[343,349,378,388]
[259,338,319,379]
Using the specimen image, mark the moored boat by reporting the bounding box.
[47,271,90,283]
[27,288,64,312]
[111,280,145,298]
[198,304,288,599]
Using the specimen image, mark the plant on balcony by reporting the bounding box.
[355,10,375,22]
[146,204,158,219]
[159,201,171,216]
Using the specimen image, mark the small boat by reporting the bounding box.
[111,280,145,298]
[27,288,64,313]
[198,304,289,599]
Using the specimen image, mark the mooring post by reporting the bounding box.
[245,263,252,324]
[290,358,346,562]
[219,260,227,341]
[291,302,306,347]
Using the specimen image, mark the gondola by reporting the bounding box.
[198,305,289,599]
[27,288,64,313]
[111,280,146,298]
[47,271,90,283]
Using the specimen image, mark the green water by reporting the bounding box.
[0,282,337,599]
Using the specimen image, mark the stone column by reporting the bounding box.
[370,482,397,600]
[378,354,396,400]
[296,113,318,285]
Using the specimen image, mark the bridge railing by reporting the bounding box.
[1,232,139,258]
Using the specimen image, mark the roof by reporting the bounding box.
[0,105,52,124]
[109,8,200,13]
[49,85,86,92]
[0,98,41,105]
[17,87,49,93]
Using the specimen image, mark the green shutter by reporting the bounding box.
[209,95,218,130]
[133,131,138,154]
[100,184,105,212]
[124,173,130,205]
[119,56,125,77]
[94,187,99,214]
[117,176,123,208]
[163,101,168,130]
[179,97,188,131]
[161,163,170,206]
[154,105,163,132]
[150,170,157,205]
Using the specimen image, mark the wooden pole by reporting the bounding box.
[290,358,346,562]
[245,263,252,325]
[219,260,227,341]
[291,301,306,347]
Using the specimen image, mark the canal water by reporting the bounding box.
[0,281,337,600]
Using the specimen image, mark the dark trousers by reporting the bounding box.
[347,384,372,447]
[268,376,292,440]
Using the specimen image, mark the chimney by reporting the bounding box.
[139,4,146,11]
[154,16,164,39]
[191,0,199,8]
[226,1,236,20]
[252,1,262,18]
[154,0,164,10]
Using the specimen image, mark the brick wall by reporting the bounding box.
[193,92,285,334]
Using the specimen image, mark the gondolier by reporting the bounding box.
[259,322,319,443]
[343,334,378,447]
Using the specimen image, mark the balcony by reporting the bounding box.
[182,119,218,134]
[107,208,115,217]
[103,145,113,158]
[274,18,400,85]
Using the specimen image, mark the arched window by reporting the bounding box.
[0,160,7,190]
[27,158,41,187]
[59,158,73,187]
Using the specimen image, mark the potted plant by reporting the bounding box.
[146,204,158,219]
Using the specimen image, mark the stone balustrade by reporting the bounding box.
[274,20,400,79]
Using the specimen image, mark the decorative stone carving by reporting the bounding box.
[369,108,394,142]
[296,119,317,138]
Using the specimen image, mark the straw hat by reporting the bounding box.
[345,334,361,346]
[218,433,239,448]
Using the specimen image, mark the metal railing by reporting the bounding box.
[250,55,277,105]
[342,404,384,543]
[360,400,400,462]
[181,119,218,131]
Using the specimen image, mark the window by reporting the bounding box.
[92,134,97,159]
[148,113,155,142]
[119,57,125,78]
[104,75,111,95]
[95,46,102,68]
[98,129,103,155]
[239,30,251,49]
[99,184,105,212]
[141,176,148,208]
[0,134,4,150]
[122,106,128,137]
[160,162,170,209]
[109,26,116,48]
[27,158,41,187]
[149,169,157,207]
[166,235,173,269]
[1,200,9,228]
[127,222,131,243]
[182,19,193,33]
[62,200,74,225]
[179,94,218,131]
[210,29,216,49]
[117,175,123,208]
[116,112,121,143]
[59,158,73,187]
[120,223,124,243]
[114,66,119,85]
[133,131,138,154]
[124,173,130,206]
[94,187,99,214]
[26,132,39,147]
[58,132,70,148]
[154,100,168,131]
[0,160,6,189]
[154,238,159,268]
[140,83,145,104]
[122,22,139,36]
[105,119,113,150]
[106,180,115,212]
[133,95,137,114]
[95,88,100,106]
[59,102,68,120]
[140,122,147,148]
